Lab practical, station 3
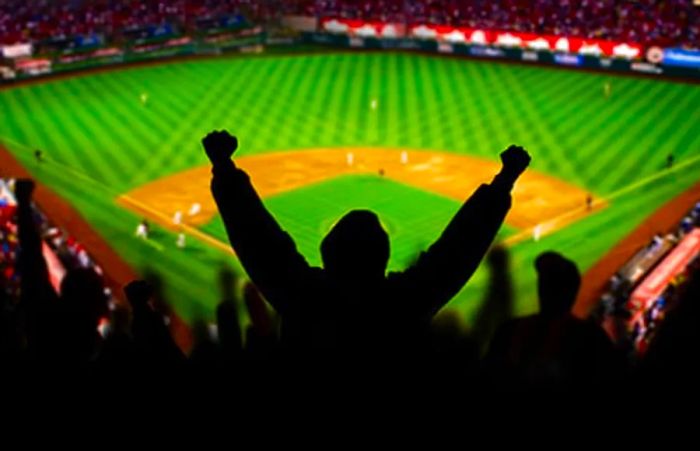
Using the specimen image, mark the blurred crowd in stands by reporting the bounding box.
[0,179,113,324]
[0,184,19,301]
[0,0,270,45]
[307,0,700,47]
[1,1,699,48]
[594,201,700,356]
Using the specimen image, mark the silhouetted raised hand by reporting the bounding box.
[202,130,238,166]
[491,145,531,192]
[500,145,531,179]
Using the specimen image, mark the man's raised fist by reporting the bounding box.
[500,145,531,177]
[202,130,238,165]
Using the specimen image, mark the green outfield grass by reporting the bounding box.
[1,51,699,328]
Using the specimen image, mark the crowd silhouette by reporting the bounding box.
[0,130,697,394]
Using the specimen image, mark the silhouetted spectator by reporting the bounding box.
[216,268,243,361]
[429,309,479,378]
[0,283,21,363]
[16,179,60,361]
[472,245,514,355]
[189,317,221,366]
[485,252,625,391]
[97,303,140,367]
[59,267,109,362]
[203,130,530,361]
[641,268,700,391]
[16,179,108,363]
[243,282,279,360]
[125,280,186,366]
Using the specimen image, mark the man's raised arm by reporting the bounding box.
[16,180,56,310]
[393,145,531,316]
[204,131,310,314]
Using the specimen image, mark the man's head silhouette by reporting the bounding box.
[321,210,389,281]
[60,268,108,326]
[535,252,580,317]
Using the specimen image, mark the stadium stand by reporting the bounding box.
[1,1,699,48]
[595,201,700,357]
[0,182,19,302]
[0,179,111,303]
[303,0,700,48]
[0,0,262,45]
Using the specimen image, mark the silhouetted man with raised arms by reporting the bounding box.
[204,131,530,358]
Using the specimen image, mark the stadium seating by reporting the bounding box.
[0,184,18,301]
[0,0,261,45]
[306,0,700,47]
[596,201,700,355]
[0,179,109,301]
[1,1,699,48]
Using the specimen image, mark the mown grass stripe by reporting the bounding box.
[604,83,694,191]
[592,81,679,193]
[18,83,97,178]
[566,79,658,192]
[53,77,123,185]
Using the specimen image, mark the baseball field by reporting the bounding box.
[1,51,699,328]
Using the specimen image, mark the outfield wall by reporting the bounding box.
[302,31,651,74]
[303,16,700,80]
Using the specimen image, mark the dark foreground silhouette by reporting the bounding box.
[203,130,530,362]
[485,252,627,390]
